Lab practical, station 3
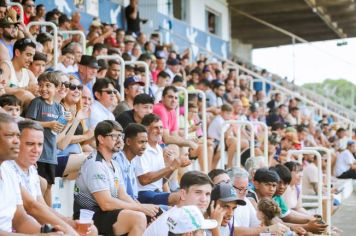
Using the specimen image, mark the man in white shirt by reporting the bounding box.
[136,114,188,206]
[89,78,117,128]
[143,171,214,236]
[0,113,74,235]
[335,140,356,178]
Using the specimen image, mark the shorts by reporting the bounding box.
[138,190,170,206]
[55,155,70,177]
[75,209,126,236]
[37,162,57,185]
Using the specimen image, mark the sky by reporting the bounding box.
[252,37,356,86]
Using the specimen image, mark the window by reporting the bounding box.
[172,0,188,21]
[206,9,221,36]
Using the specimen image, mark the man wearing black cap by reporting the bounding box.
[0,16,19,61]
[165,58,180,83]
[71,55,99,96]
[207,182,246,236]
[113,75,144,116]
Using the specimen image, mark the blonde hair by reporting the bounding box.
[257,198,281,226]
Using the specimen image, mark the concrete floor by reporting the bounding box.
[331,191,356,235]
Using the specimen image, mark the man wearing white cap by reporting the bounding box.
[167,205,218,236]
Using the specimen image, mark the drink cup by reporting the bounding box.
[78,209,94,235]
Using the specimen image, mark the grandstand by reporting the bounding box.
[0,0,355,235]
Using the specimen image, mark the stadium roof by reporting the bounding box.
[229,0,356,48]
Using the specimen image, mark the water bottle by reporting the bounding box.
[52,196,62,212]
[51,115,68,135]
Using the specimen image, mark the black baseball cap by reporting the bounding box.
[211,183,246,205]
[79,55,99,69]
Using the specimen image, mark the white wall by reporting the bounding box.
[187,0,230,41]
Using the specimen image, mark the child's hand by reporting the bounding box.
[50,121,65,133]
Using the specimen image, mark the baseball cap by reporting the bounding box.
[79,55,99,69]
[347,140,356,146]
[124,76,145,88]
[167,58,180,66]
[0,17,19,28]
[211,183,246,205]
[167,206,218,234]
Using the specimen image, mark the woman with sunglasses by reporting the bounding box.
[56,75,94,179]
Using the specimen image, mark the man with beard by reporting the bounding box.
[0,38,37,106]
[74,120,158,236]
[0,17,18,60]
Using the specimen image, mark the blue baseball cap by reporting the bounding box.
[124,76,145,88]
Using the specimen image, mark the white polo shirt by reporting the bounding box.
[89,100,115,128]
[0,161,23,232]
[135,144,165,192]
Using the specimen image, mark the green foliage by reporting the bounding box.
[302,79,356,111]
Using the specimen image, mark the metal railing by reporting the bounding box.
[59,30,86,54]
[304,147,332,234]
[250,121,269,164]
[188,89,208,173]
[286,150,323,217]
[176,87,189,139]
[158,27,356,134]
[27,21,58,67]
[220,120,255,169]
[124,61,150,94]
[8,2,24,24]
[96,55,125,97]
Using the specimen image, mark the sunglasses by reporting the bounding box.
[69,84,83,91]
[101,90,117,95]
[61,81,70,88]
[18,38,35,47]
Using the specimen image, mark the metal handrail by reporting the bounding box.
[220,120,255,168]
[250,121,268,165]
[176,87,189,139]
[158,27,356,130]
[27,21,58,67]
[59,30,86,54]
[286,150,323,216]
[304,147,332,234]
[188,90,208,173]
[96,55,125,97]
[124,61,150,94]
[8,2,24,24]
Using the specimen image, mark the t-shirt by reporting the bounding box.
[153,102,178,133]
[89,100,115,129]
[135,144,165,192]
[0,161,23,232]
[282,185,302,210]
[7,161,41,200]
[73,151,125,214]
[26,97,63,164]
[302,162,318,195]
[113,151,138,199]
[125,4,141,33]
[143,206,177,236]
[208,115,227,141]
[116,109,136,130]
[234,197,260,227]
[272,195,290,218]
[335,149,354,177]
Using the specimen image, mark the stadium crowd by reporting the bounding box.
[0,0,355,235]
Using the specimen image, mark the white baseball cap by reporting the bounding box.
[167,205,218,234]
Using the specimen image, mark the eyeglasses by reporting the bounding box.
[105,133,124,141]
[233,185,248,193]
[69,84,83,91]
[61,81,70,88]
[101,90,117,95]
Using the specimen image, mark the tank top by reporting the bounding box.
[3,60,30,88]
[0,39,13,59]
